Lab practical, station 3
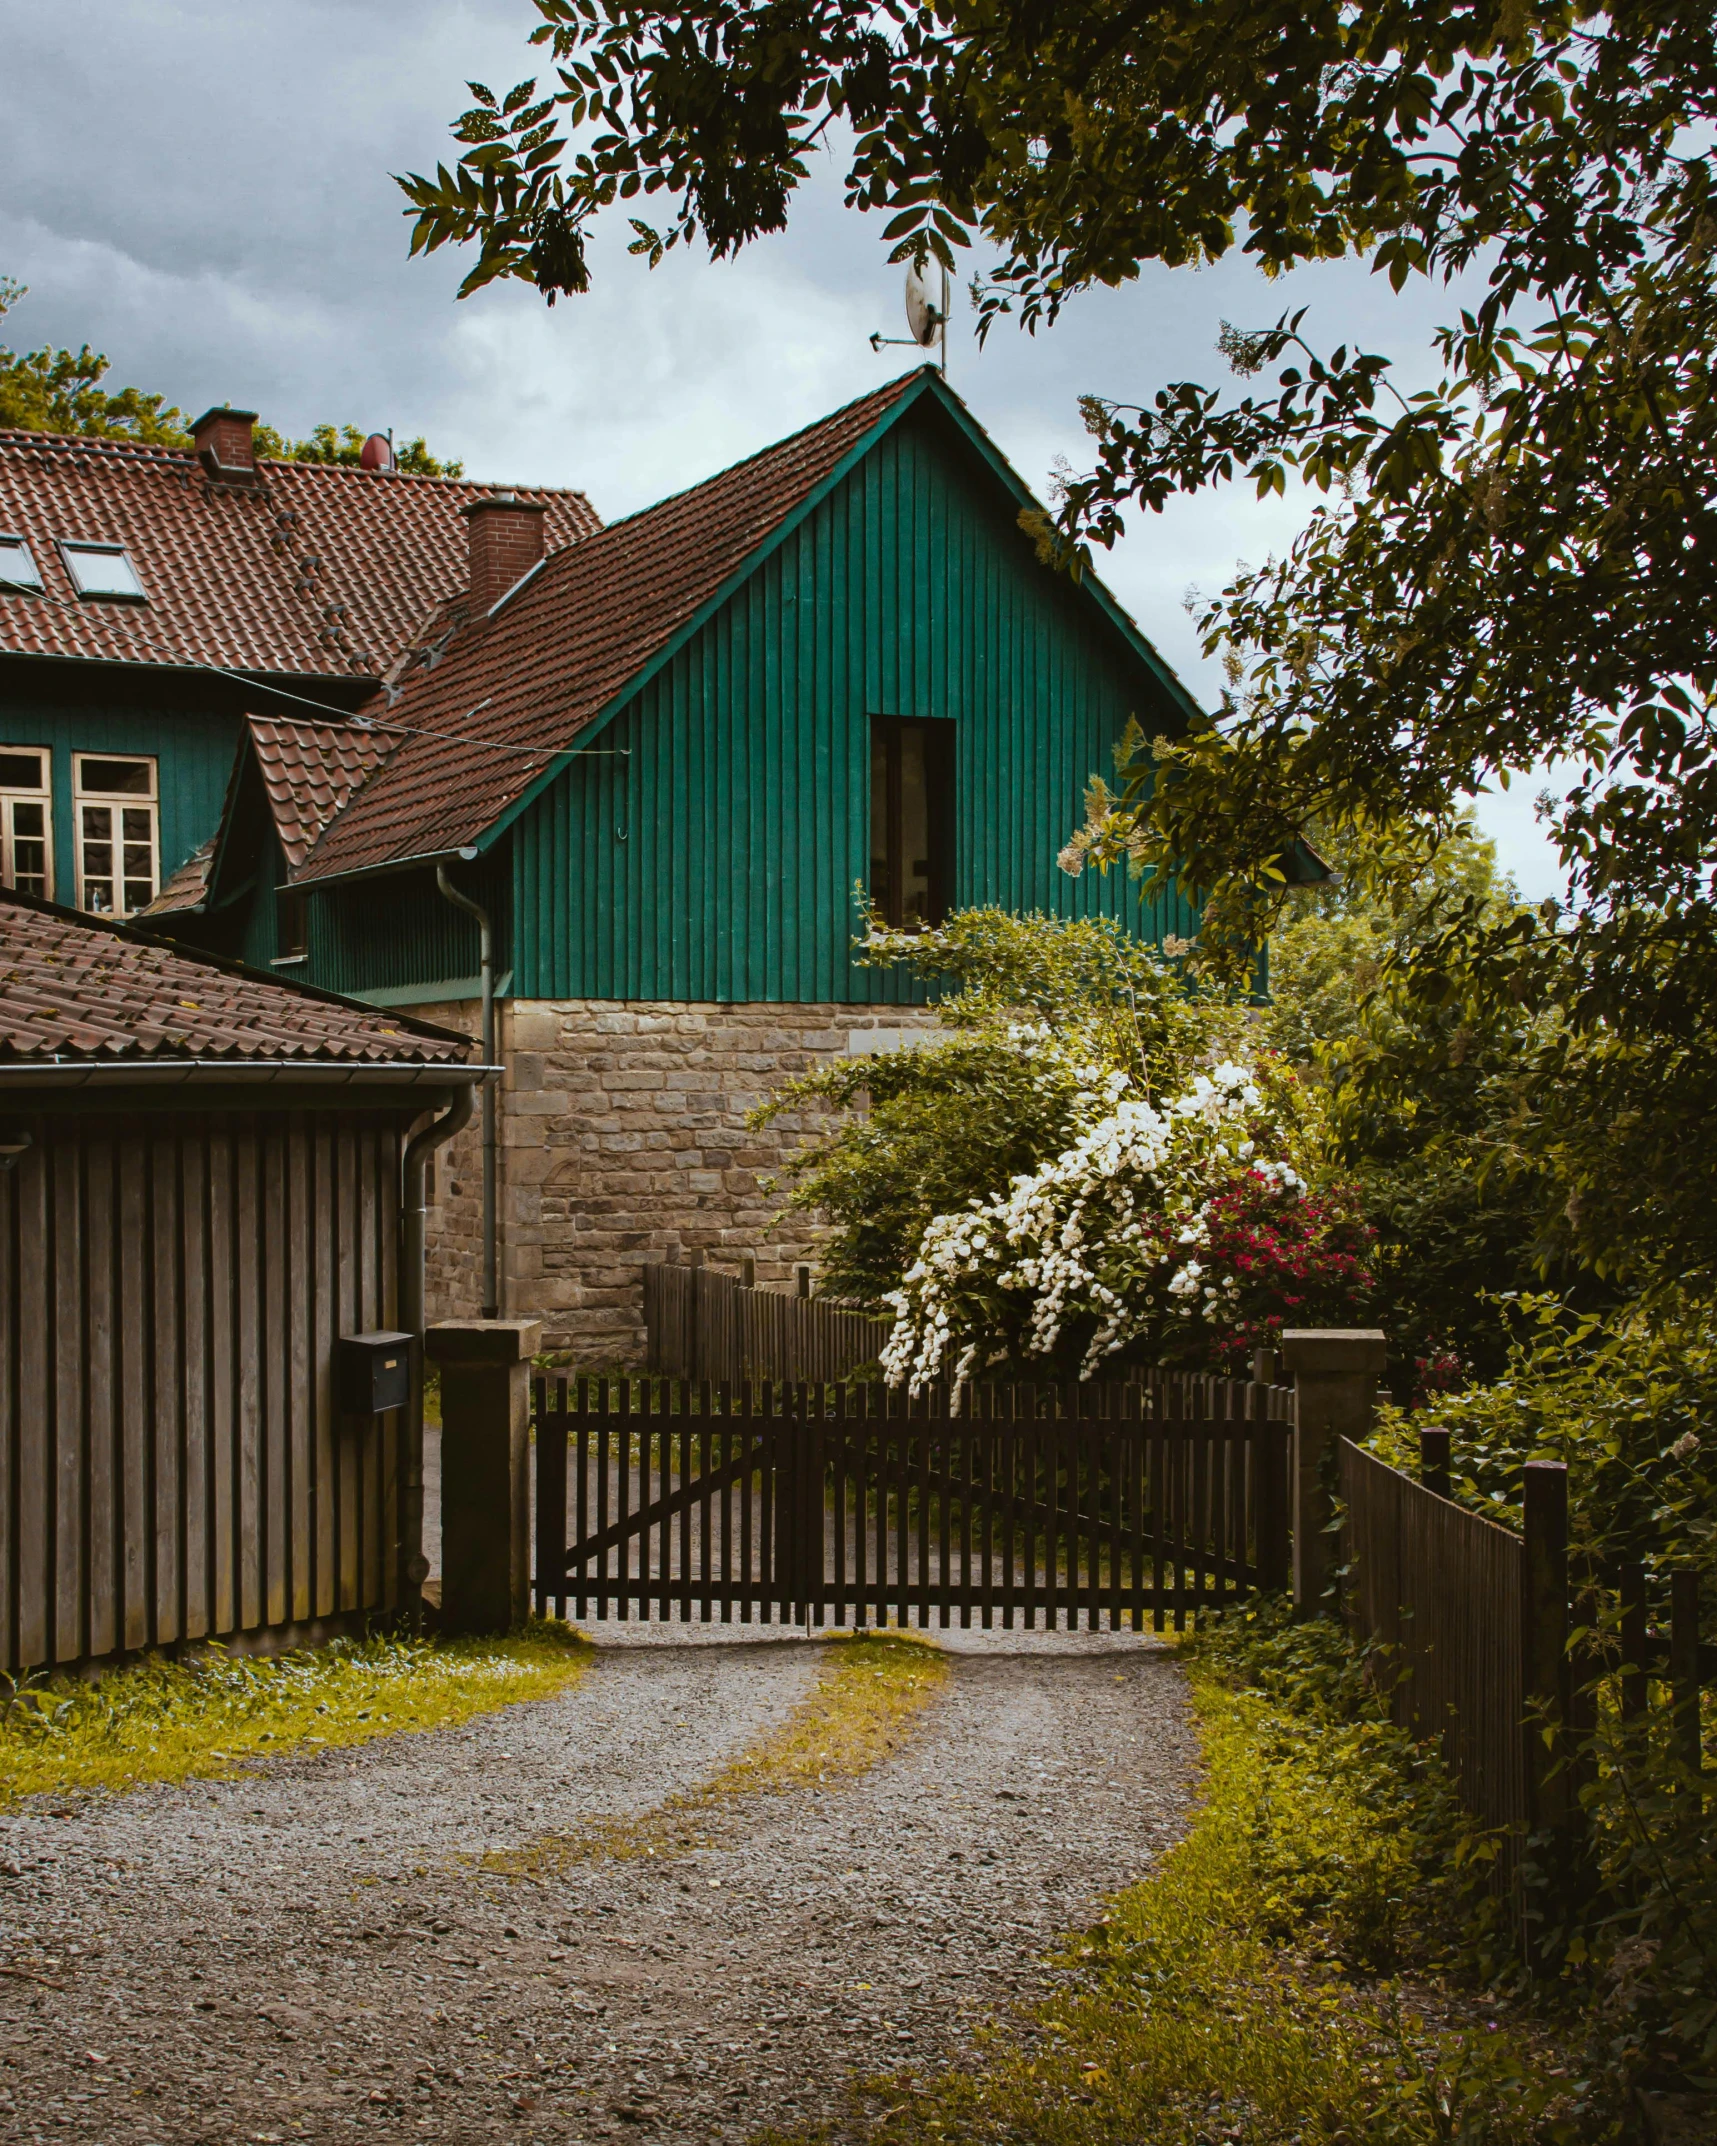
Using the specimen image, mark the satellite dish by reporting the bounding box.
[869,256,951,375]
[904,260,942,348]
[359,431,395,472]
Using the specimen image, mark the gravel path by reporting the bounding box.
[0,1624,1196,2145]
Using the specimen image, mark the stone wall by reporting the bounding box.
[418,998,941,1358]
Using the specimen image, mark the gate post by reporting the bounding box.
[426,1318,542,1634]
[1281,1329,1387,1613]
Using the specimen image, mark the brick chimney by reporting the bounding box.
[461,492,548,613]
[189,406,259,478]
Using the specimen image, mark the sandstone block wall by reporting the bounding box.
[418,998,941,1360]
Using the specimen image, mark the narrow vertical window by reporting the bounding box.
[73,753,158,915]
[275,884,307,962]
[869,717,952,928]
[0,747,53,898]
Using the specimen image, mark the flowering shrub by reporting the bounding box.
[752,906,1246,1306]
[880,1058,1374,1392]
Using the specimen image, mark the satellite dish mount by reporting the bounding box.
[871,256,950,376]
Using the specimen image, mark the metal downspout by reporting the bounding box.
[435,865,500,1319]
[400,1081,476,1620]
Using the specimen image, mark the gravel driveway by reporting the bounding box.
[0,1623,1196,2145]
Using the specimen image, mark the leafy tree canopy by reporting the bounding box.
[401,0,1717,1285]
[0,280,461,474]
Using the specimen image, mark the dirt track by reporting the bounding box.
[0,1624,1196,2145]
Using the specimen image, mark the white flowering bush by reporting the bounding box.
[751,906,1247,1306]
[880,1057,1373,1392]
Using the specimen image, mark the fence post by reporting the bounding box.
[1520,1460,1582,1964]
[1670,1569,1704,1790]
[426,1318,542,1635]
[1281,1329,1388,1612]
[1520,1460,1572,1824]
[1419,1425,1452,1501]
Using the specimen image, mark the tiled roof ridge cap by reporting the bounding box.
[0,425,192,467]
[264,459,595,503]
[589,364,931,543]
[0,883,471,1050]
[0,425,595,507]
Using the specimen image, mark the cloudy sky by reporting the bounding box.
[1,0,1564,894]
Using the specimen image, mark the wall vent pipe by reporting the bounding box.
[400,1079,476,1619]
[435,865,500,1319]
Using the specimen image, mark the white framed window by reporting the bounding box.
[0,747,53,898]
[57,540,147,603]
[0,535,43,594]
[73,753,158,915]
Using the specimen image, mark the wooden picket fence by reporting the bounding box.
[534,1375,1295,1632]
[1341,1429,1715,1915]
[644,1260,889,1383]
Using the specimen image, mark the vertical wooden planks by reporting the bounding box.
[179,1132,210,1641]
[49,1132,85,1663]
[81,1134,117,1663]
[115,1137,149,1655]
[308,1121,335,1620]
[11,1140,50,1667]
[149,1128,183,1649]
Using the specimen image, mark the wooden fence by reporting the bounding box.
[1342,1429,1715,1920]
[644,1260,890,1383]
[534,1374,1295,1631]
[1341,1439,1530,1853]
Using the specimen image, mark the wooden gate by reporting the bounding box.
[533,1378,1292,1632]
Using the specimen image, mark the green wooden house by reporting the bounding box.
[0,405,593,926]
[5,371,1229,1360]
[175,367,1212,1354]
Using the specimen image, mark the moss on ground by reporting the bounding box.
[0,1621,591,1803]
[760,1616,1570,2146]
[485,1629,946,1877]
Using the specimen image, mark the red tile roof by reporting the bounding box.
[144,835,217,916]
[297,370,929,882]
[246,715,391,869]
[0,430,599,680]
[0,888,473,1066]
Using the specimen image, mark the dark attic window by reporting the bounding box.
[869,716,954,930]
[0,534,42,593]
[274,885,308,963]
[58,539,147,603]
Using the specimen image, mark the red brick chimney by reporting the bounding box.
[461,492,548,613]
[189,406,258,478]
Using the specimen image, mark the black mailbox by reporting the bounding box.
[335,1331,412,1416]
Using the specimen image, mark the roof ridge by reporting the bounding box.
[0,426,595,503]
[590,366,931,543]
[263,459,595,502]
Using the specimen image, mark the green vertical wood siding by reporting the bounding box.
[0,681,240,907]
[510,397,1199,1005]
[306,858,512,1002]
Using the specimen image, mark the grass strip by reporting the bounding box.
[762,1610,1568,2146]
[0,1621,592,1803]
[485,1629,945,1877]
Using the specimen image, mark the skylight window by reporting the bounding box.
[58,540,147,603]
[0,535,42,593]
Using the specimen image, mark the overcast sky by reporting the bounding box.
[0,0,1564,895]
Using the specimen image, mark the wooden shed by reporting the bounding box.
[0,888,481,1675]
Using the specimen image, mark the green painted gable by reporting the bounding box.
[504,388,1198,1006]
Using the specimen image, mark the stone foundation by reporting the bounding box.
[418,998,941,1359]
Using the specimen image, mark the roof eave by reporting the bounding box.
[0,1058,494,1089]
